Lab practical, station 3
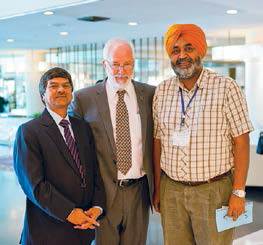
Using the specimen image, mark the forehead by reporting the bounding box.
[108,43,134,62]
[173,37,193,48]
[47,77,69,84]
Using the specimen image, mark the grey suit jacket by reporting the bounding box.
[69,79,155,209]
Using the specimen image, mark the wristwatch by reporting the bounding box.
[232,189,246,198]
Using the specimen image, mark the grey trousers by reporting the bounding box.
[96,177,150,245]
[160,173,234,245]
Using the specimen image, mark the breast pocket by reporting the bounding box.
[195,102,225,137]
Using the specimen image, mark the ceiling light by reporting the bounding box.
[6,38,14,43]
[59,31,68,36]
[43,11,54,16]
[128,22,138,26]
[226,9,238,15]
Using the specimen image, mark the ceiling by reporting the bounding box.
[0,0,263,50]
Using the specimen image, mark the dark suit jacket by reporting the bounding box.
[257,131,263,154]
[69,79,155,209]
[13,109,105,245]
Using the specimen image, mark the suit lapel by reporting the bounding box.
[133,81,147,156]
[94,80,116,158]
[40,109,81,177]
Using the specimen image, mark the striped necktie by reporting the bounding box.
[59,119,85,186]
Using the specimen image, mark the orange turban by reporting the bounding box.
[164,24,207,58]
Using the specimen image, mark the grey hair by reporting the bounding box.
[103,38,135,60]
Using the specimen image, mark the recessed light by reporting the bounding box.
[128,22,138,26]
[43,11,54,16]
[59,31,69,36]
[226,9,238,15]
[6,38,14,43]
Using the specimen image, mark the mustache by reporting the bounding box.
[114,75,129,78]
[176,57,194,65]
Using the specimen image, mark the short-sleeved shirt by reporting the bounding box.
[153,68,253,182]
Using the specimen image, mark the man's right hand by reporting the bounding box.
[153,189,161,213]
[66,208,99,227]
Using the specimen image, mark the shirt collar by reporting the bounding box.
[46,107,70,126]
[106,77,133,97]
[196,68,205,89]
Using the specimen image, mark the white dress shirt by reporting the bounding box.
[46,107,75,141]
[106,78,144,180]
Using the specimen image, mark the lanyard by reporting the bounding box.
[179,86,198,127]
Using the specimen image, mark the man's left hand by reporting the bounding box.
[227,194,245,221]
[85,207,102,220]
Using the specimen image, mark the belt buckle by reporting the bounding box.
[118,180,124,187]
[186,181,194,186]
[119,179,129,187]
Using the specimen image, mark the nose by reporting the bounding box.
[178,49,187,59]
[117,65,125,73]
[57,85,65,93]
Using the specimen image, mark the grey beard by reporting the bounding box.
[171,58,202,80]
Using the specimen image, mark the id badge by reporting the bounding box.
[172,129,190,147]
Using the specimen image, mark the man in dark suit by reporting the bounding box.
[13,67,105,245]
[69,38,155,245]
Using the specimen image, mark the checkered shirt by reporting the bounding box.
[153,68,254,181]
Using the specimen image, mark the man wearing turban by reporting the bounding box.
[152,24,253,244]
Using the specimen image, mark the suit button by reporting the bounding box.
[113,180,116,183]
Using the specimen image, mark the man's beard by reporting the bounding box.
[171,57,202,80]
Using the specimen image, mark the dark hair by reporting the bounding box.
[39,67,73,104]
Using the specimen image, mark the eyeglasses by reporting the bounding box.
[106,60,134,71]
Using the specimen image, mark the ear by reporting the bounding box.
[102,60,107,69]
[42,93,46,103]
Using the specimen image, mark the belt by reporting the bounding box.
[117,176,145,187]
[174,170,232,186]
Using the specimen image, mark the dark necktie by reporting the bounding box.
[116,90,132,175]
[59,119,85,185]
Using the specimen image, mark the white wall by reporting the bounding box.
[212,44,263,186]
[247,146,263,186]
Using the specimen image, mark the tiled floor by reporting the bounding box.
[0,144,262,244]
[0,170,25,245]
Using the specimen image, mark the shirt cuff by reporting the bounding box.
[92,206,103,215]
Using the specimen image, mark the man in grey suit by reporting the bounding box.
[69,38,155,245]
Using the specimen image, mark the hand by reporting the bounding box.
[67,208,89,225]
[227,194,245,221]
[85,207,102,220]
[67,208,100,228]
[153,189,161,213]
[74,207,102,230]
